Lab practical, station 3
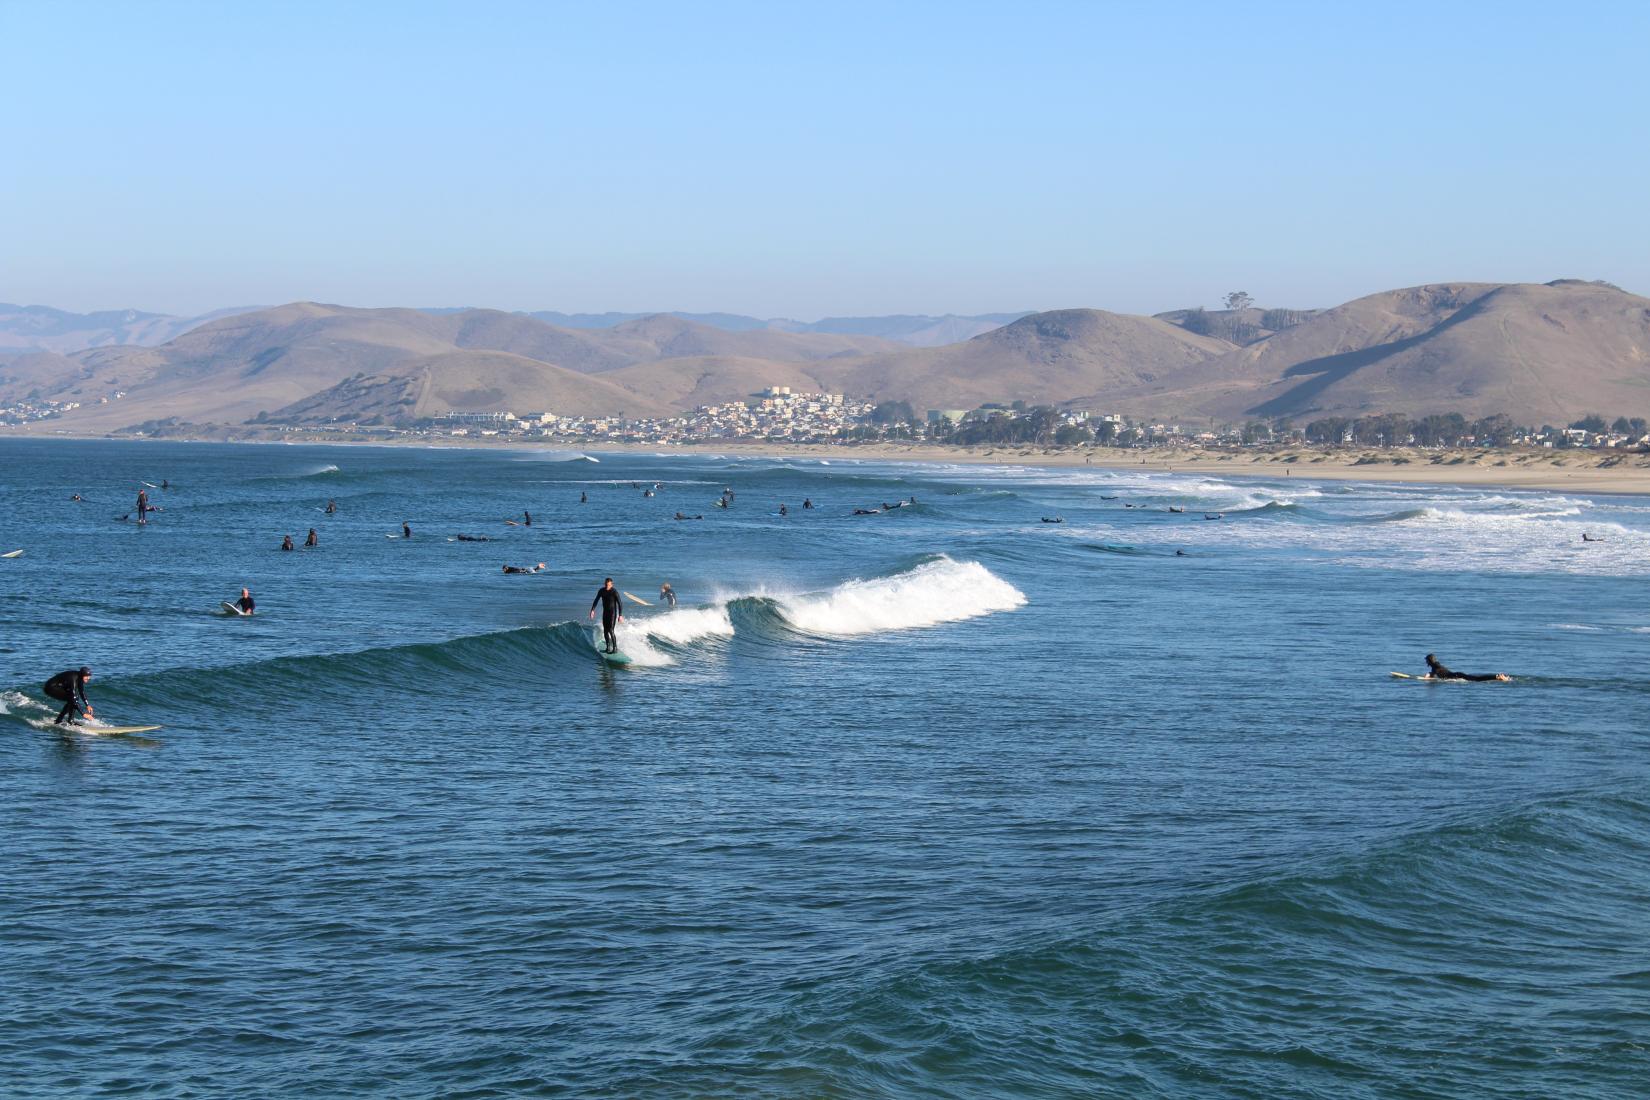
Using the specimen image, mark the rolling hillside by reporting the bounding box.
[11,281,1650,432]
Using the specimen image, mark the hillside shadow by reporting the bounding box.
[1245,296,1490,417]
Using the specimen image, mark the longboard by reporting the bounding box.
[82,725,163,735]
[2,549,22,558]
[221,601,250,616]
[622,591,652,606]
[593,632,633,664]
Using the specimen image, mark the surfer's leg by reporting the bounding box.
[54,699,77,725]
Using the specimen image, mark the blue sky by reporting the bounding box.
[3,0,1646,317]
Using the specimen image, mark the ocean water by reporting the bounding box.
[2,438,1647,1098]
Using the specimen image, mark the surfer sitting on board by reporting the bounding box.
[589,578,624,654]
[237,588,255,615]
[1424,654,1510,682]
[281,535,294,551]
[305,528,318,548]
[43,666,94,726]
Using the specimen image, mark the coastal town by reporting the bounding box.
[5,381,1648,454]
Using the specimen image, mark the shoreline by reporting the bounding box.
[8,430,1650,494]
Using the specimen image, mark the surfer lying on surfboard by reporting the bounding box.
[1423,653,1510,682]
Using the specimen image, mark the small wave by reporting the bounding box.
[761,556,1025,637]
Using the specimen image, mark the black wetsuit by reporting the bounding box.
[592,586,622,652]
[43,670,90,725]
[238,595,255,614]
[1426,659,1499,682]
[136,490,148,525]
[524,511,532,527]
[661,587,676,608]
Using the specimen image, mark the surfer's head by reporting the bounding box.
[1425,654,1438,667]
[604,577,613,587]
[79,666,91,678]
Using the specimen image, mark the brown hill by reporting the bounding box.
[270,351,671,424]
[602,356,830,410]
[16,284,1650,432]
[810,309,1234,410]
[29,303,899,429]
[1190,281,1650,423]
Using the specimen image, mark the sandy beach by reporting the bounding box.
[588,440,1650,495]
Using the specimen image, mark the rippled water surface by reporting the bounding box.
[3,439,1648,1098]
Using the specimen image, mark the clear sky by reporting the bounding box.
[3,0,1646,318]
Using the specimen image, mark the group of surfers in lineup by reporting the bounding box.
[39,475,1523,728]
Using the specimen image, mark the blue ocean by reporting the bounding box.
[3,437,1647,1098]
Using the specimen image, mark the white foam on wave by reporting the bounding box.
[605,605,734,667]
[772,556,1026,637]
[1139,496,1650,576]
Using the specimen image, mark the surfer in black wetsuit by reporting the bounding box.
[503,563,546,574]
[237,588,255,615]
[325,499,337,515]
[580,491,588,503]
[660,582,676,608]
[305,528,318,547]
[136,488,149,525]
[402,522,411,538]
[524,510,532,527]
[589,578,624,653]
[281,534,294,551]
[1424,654,1510,682]
[803,498,813,509]
[43,666,93,725]
[779,503,788,516]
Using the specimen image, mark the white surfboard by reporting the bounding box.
[221,601,249,616]
[1,549,22,558]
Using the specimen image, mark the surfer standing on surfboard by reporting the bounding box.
[43,666,94,726]
[590,578,624,654]
[136,488,148,525]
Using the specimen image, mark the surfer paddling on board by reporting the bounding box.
[502,563,546,574]
[43,666,94,726]
[1424,654,1510,682]
[589,578,624,654]
[236,588,255,615]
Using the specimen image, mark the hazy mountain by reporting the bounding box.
[15,303,896,429]
[0,303,260,354]
[11,282,1648,432]
[520,310,1027,346]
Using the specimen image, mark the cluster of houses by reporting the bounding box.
[422,388,874,443]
